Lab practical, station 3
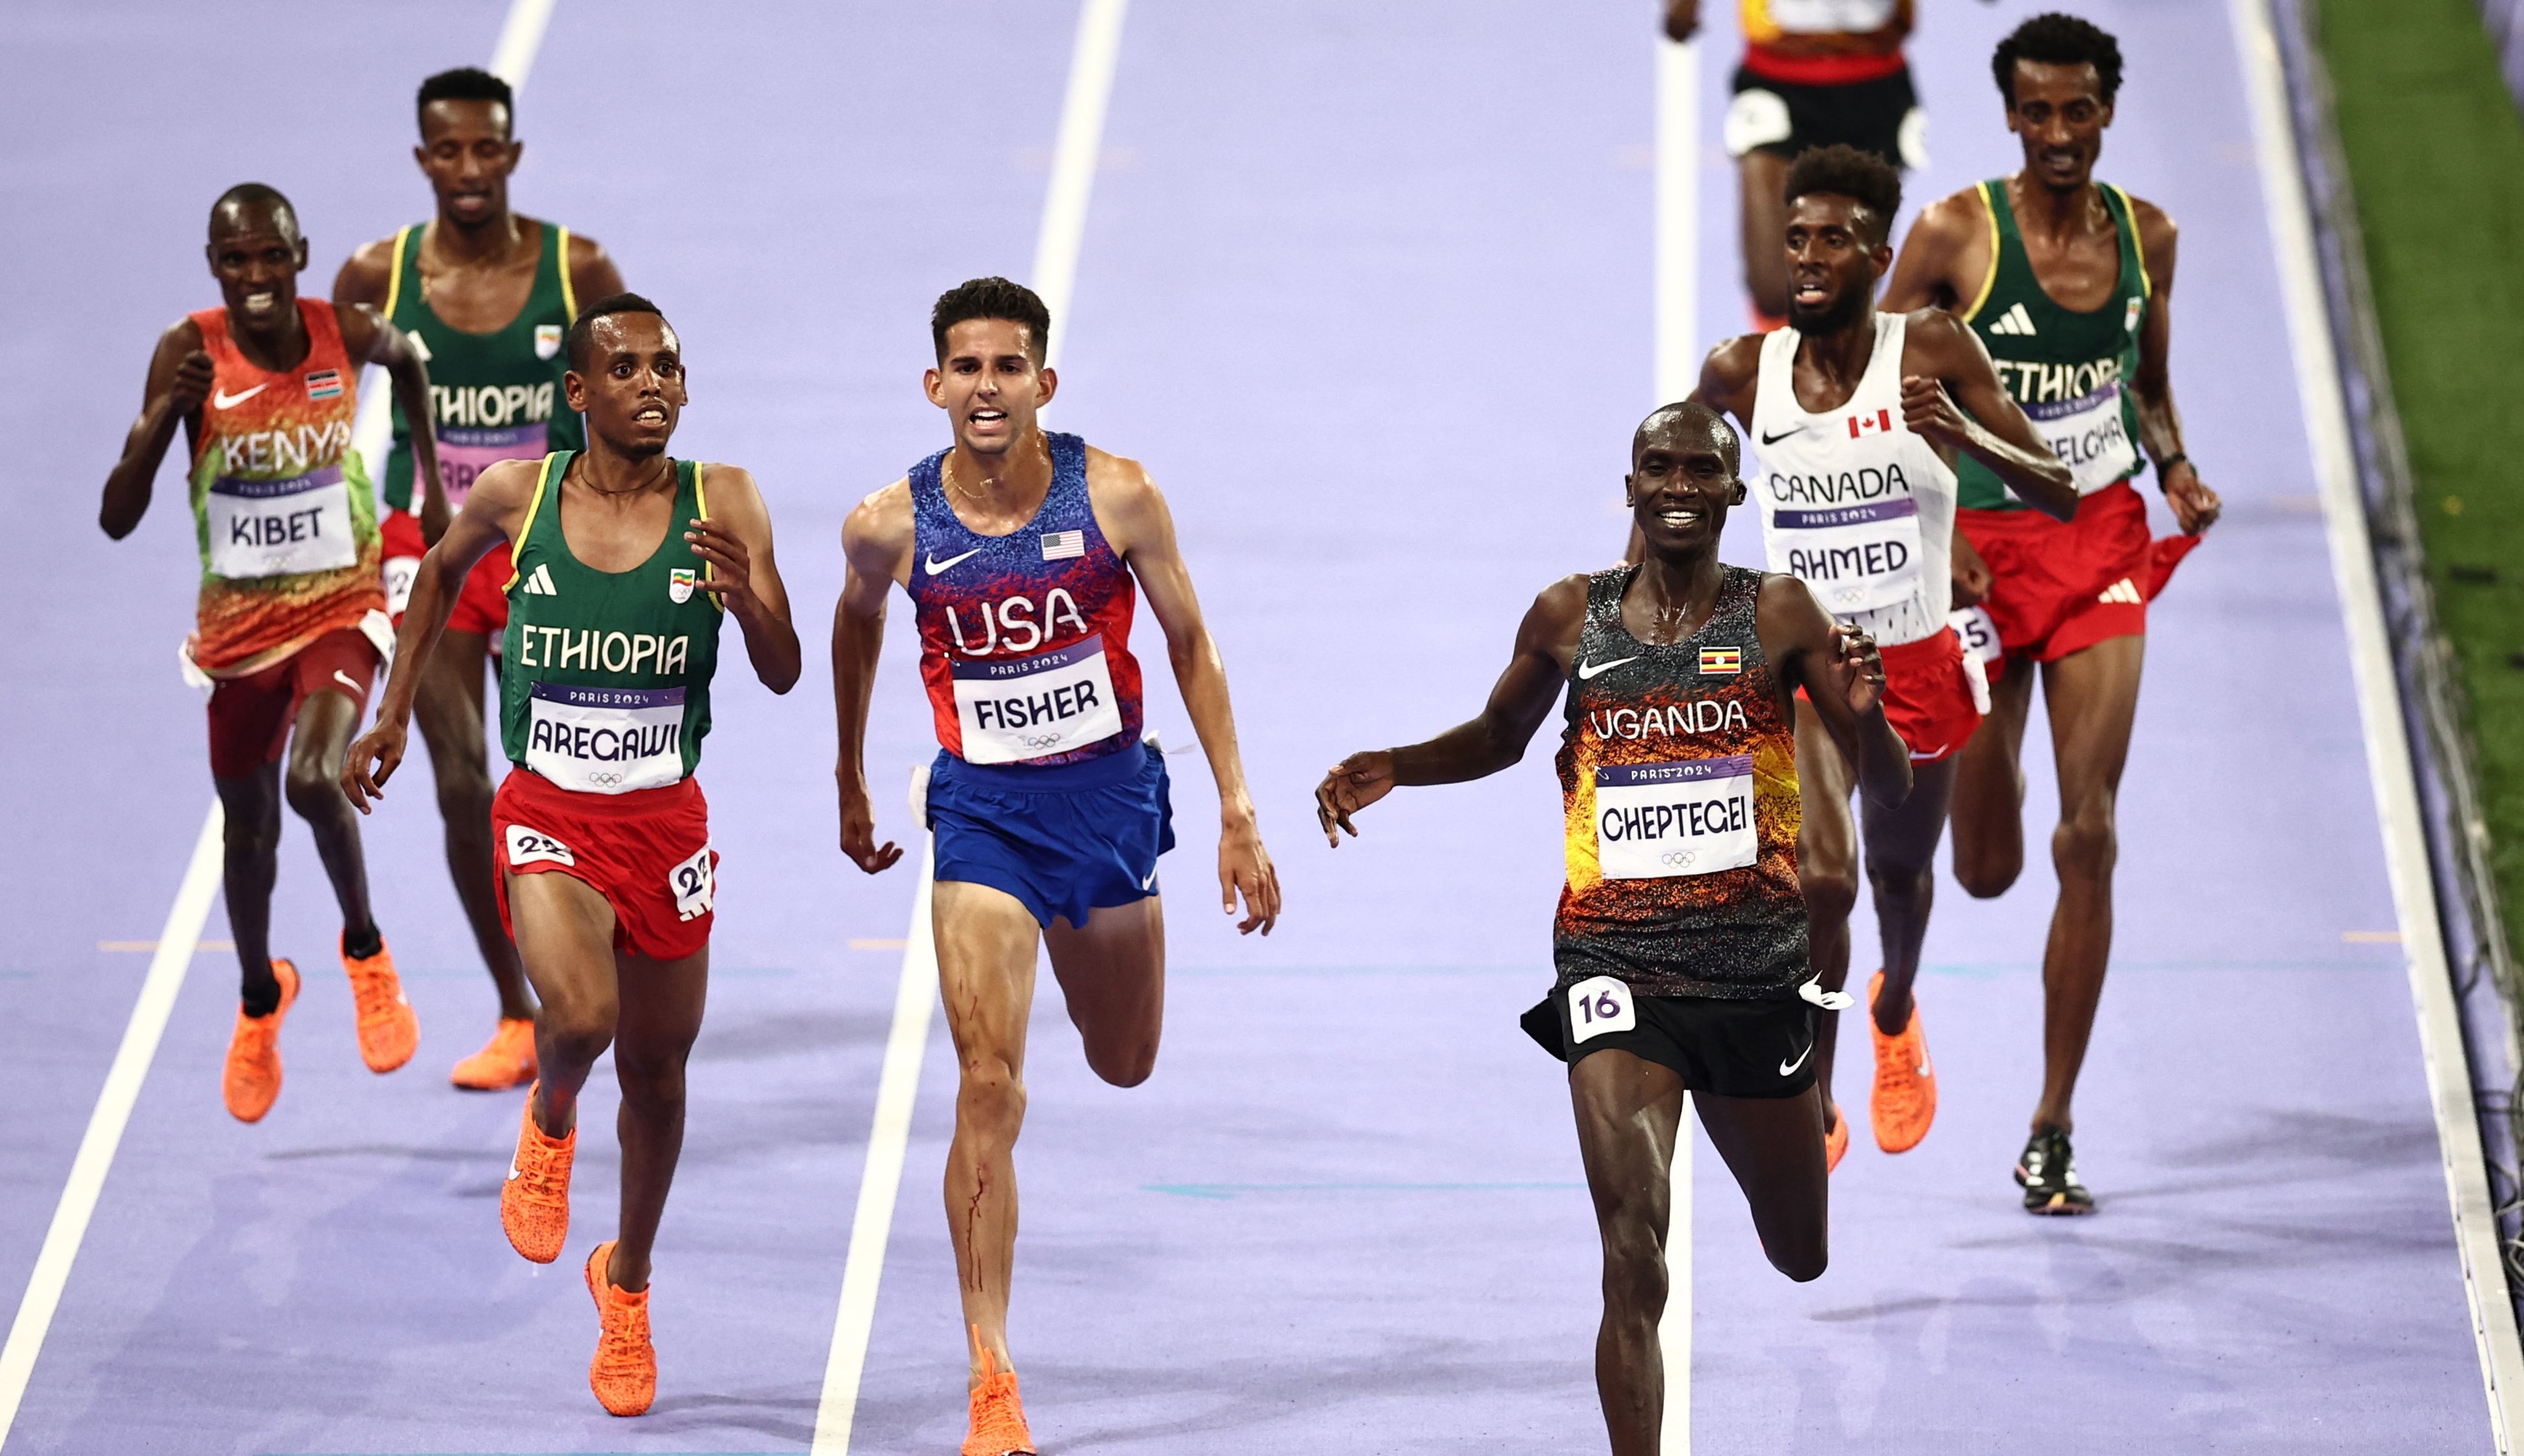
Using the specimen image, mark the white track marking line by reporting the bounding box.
[0,5,560,1450]
[2229,0,2524,1446]
[1032,0,1130,370]
[811,836,939,1455]
[1653,32,1698,1456]
[0,802,223,1451]
[811,6,1131,1444]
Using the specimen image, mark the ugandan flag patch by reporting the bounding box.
[1698,645,1741,675]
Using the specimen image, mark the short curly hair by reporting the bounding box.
[1784,144,1902,245]
[931,277,1051,365]
[1993,13,2124,107]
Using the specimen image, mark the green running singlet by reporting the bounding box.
[499,453,725,794]
[381,221,583,514]
[1954,179,2151,512]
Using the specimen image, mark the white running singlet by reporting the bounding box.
[1746,311,1957,647]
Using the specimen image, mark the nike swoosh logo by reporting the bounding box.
[506,1161,521,1182]
[925,548,983,576]
[1759,425,1805,445]
[1908,745,1946,762]
[1141,871,1156,891]
[210,383,267,409]
[1779,1040,1814,1077]
[1577,655,1641,680]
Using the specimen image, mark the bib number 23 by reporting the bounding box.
[670,844,716,923]
[1567,975,1637,1045]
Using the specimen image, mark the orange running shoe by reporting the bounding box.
[585,1240,657,1416]
[341,933,418,1073]
[1867,971,1938,1154]
[501,1086,575,1263]
[962,1325,1036,1456]
[1824,1106,1849,1173]
[451,1017,537,1090]
[222,959,302,1123]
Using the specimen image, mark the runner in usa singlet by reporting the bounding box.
[186,298,384,677]
[1555,565,1806,1000]
[499,452,724,794]
[906,430,1145,767]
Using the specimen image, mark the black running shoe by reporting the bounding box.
[2014,1126,2095,1215]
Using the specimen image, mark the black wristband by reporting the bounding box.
[2156,452,2189,478]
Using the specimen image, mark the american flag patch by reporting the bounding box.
[304,369,344,401]
[1698,645,1741,675]
[1040,530,1085,561]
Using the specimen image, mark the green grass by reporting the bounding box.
[2320,0,2524,956]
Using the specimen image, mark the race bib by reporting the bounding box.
[383,554,419,617]
[1566,975,1637,1045]
[668,842,715,921]
[1761,0,1900,34]
[1594,756,1759,880]
[524,682,685,794]
[2024,382,2140,495]
[1767,496,1924,615]
[1948,606,2000,665]
[433,422,545,506]
[951,637,1123,765]
[205,466,358,579]
[504,823,576,868]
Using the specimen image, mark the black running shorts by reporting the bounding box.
[1523,979,1819,1100]
[1725,63,1924,170]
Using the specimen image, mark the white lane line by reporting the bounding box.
[0,802,223,1451]
[811,834,940,1455]
[811,5,1132,1444]
[2228,0,2524,1446]
[1652,32,1699,1456]
[1032,0,1131,370]
[489,0,561,89]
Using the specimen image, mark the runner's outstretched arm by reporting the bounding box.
[100,320,210,539]
[686,465,798,693]
[833,481,910,875]
[341,458,534,811]
[2126,205,2221,534]
[1315,574,1587,845]
[1761,574,1910,811]
[1902,311,2077,521]
[334,302,449,543]
[1096,454,1281,934]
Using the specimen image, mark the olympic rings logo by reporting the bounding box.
[586,770,625,788]
[1019,732,1067,749]
[1660,849,1699,868]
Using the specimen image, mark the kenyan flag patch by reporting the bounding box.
[304,369,343,401]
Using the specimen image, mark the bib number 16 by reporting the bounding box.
[1567,975,1636,1045]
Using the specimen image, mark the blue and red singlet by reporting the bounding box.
[908,431,1145,768]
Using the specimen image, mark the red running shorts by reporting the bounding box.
[205,627,379,780]
[491,768,716,963]
[1957,481,2201,671]
[381,508,513,639]
[1876,627,1985,765]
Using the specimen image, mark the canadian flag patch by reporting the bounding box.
[1846,408,1892,439]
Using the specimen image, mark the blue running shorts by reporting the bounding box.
[925,739,1175,929]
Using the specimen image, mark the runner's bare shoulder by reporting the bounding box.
[1886,187,1992,306]
[841,477,916,579]
[332,236,397,306]
[1697,332,1766,406]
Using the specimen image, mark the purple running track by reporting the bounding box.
[0,1,2486,1453]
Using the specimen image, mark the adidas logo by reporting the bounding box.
[520,563,559,596]
[2097,577,2142,605]
[1987,302,2039,337]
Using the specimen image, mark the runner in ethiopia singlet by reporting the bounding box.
[1552,565,1805,1002]
[379,220,580,623]
[908,431,1144,769]
[188,298,385,677]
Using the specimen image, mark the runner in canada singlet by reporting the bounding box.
[187,299,384,677]
[907,431,1144,767]
[1555,565,1805,1000]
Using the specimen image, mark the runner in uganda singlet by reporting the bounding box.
[186,299,385,677]
[1555,566,1806,1000]
[907,431,1145,768]
[381,221,582,516]
[499,452,724,794]
[1956,179,2149,511]
[1746,311,1958,646]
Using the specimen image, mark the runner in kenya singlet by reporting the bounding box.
[381,221,581,606]
[1555,565,1807,1000]
[188,299,385,677]
[906,431,1146,768]
[499,452,723,794]
[1955,179,2150,511]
